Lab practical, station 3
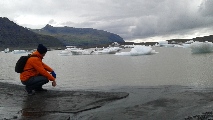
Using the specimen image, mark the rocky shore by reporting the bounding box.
[2,82,213,120]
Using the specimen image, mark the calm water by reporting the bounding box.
[1,47,213,90]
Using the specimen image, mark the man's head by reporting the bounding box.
[37,44,47,55]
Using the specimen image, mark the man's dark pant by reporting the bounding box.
[22,76,49,91]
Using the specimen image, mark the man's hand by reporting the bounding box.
[52,80,57,87]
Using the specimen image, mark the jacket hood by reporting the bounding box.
[32,50,44,59]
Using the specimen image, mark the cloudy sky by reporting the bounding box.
[1,0,213,42]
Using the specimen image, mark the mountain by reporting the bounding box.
[0,17,65,50]
[31,24,125,48]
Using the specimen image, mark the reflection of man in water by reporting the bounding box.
[21,95,48,117]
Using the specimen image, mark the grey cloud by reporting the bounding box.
[199,0,213,17]
[74,0,211,41]
[48,19,56,24]
[1,0,213,42]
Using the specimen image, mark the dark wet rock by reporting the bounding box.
[20,113,71,120]
[0,82,129,120]
[185,111,213,120]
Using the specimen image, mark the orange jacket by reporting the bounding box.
[20,51,56,81]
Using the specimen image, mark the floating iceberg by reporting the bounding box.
[115,45,157,56]
[71,49,91,55]
[155,41,174,47]
[12,50,27,54]
[1,48,10,53]
[190,41,213,54]
[58,50,72,56]
[90,47,122,55]
[58,46,90,56]
[185,40,194,44]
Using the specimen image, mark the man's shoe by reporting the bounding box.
[27,91,35,96]
[25,87,35,96]
[35,88,48,92]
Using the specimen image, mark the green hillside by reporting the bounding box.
[31,24,125,48]
[0,17,65,50]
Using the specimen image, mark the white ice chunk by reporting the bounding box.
[115,45,157,56]
[190,41,213,53]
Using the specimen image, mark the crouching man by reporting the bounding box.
[20,44,56,95]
